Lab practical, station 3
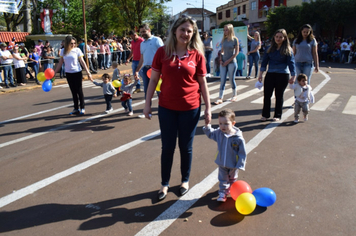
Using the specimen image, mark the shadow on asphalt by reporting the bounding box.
[0,188,269,232]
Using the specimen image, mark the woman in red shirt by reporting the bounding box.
[143,15,211,201]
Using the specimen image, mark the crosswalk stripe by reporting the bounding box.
[342,95,356,115]
[311,93,340,111]
[210,85,248,99]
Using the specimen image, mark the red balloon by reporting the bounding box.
[44,68,55,79]
[146,68,152,79]
[230,180,252,200]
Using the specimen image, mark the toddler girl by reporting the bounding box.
[121,74,139,116]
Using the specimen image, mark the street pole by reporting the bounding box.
[82,0,89,67]
[202,0,204,33]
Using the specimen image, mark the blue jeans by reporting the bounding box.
[295,61,314,84]
[3,64,14,85]
[219,62,237,99]
[205,50,212,74]
[248,52,260,77]
[131,60,141,89]
[98,54,105,69]
[121,51,126,64]
[104,94,113,110]
[121,98,132,111]
[30,63,39,82]
[117,52,122,64]
[60,62,65,78]
[106,54,112,68]
[158,106,200,186]
[236,69,242,76]
[43,63,53,71]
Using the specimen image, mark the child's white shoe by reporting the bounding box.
[217,193,227,202]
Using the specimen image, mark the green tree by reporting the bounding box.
[265,5,301,38]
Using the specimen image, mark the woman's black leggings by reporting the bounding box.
[66,71,85,110]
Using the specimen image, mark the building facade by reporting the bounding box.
[216,0,250,27]
[169,8,215,33]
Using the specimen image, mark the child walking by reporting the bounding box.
[290,73,315,123]
[203,109,247,202]
[121,74,139,116]
[235,47,246,77]
[90,73,117,113]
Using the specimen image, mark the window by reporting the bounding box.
[218,12,222,20]
[251,1,256,10]
[238,6,240,15]
[243,4,246,14]
[226,9,230,18]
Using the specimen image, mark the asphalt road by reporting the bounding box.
[0,62,355,236]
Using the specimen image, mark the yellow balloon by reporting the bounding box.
[37,72,46,82]
[112,80,122,88]
[156,78,162,92]
[235,192,256,215]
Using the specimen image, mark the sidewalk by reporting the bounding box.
[0,63,133,94]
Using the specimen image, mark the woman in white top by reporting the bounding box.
[54,36,92,115]
[12,45,27,86]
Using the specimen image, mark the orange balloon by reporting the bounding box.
[146,68,152,79]
[44,68,55,79]
[230,180,252,200]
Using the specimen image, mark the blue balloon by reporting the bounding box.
[252,187,276,207]
[42,80,52,92]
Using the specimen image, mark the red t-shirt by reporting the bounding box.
[152,46,206,111]
[131,37,144,61]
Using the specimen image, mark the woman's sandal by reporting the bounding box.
[272,117,280,121]
[214,99,223,105]
[231,96,238,102]
[261,117,267,122]
[158,186,169,201]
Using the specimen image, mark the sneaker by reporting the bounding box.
[105,108,113,113]
[304,115,308,121]
[294,119,299,123]
[79,109,85,115]
[69,109,79,115]
[217,193,227,202]
[138,113,145,118]
[206,74,211,78]
[0,85,2,89]
[128,111,133,116]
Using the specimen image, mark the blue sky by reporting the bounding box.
[164,0,229,15]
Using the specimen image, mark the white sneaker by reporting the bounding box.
[304,115,308,121]
[206,74,211,78]
[294,119,299,123]
[128,111,133,116]
[0,86,2,89]
[105,108,113,113]
[217,193,227,202]
[138,114,145,118]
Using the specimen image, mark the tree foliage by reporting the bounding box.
[265,0,356,45]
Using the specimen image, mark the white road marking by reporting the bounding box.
[342,96,356,115]
[210,85,249,99]
[311,93,340,111]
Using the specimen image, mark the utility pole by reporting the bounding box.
[202,0,204,33]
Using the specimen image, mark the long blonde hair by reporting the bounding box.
[164,15,204,59]
[221,24,238,44]
[64,36,77,56]
[267,29,292,56]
